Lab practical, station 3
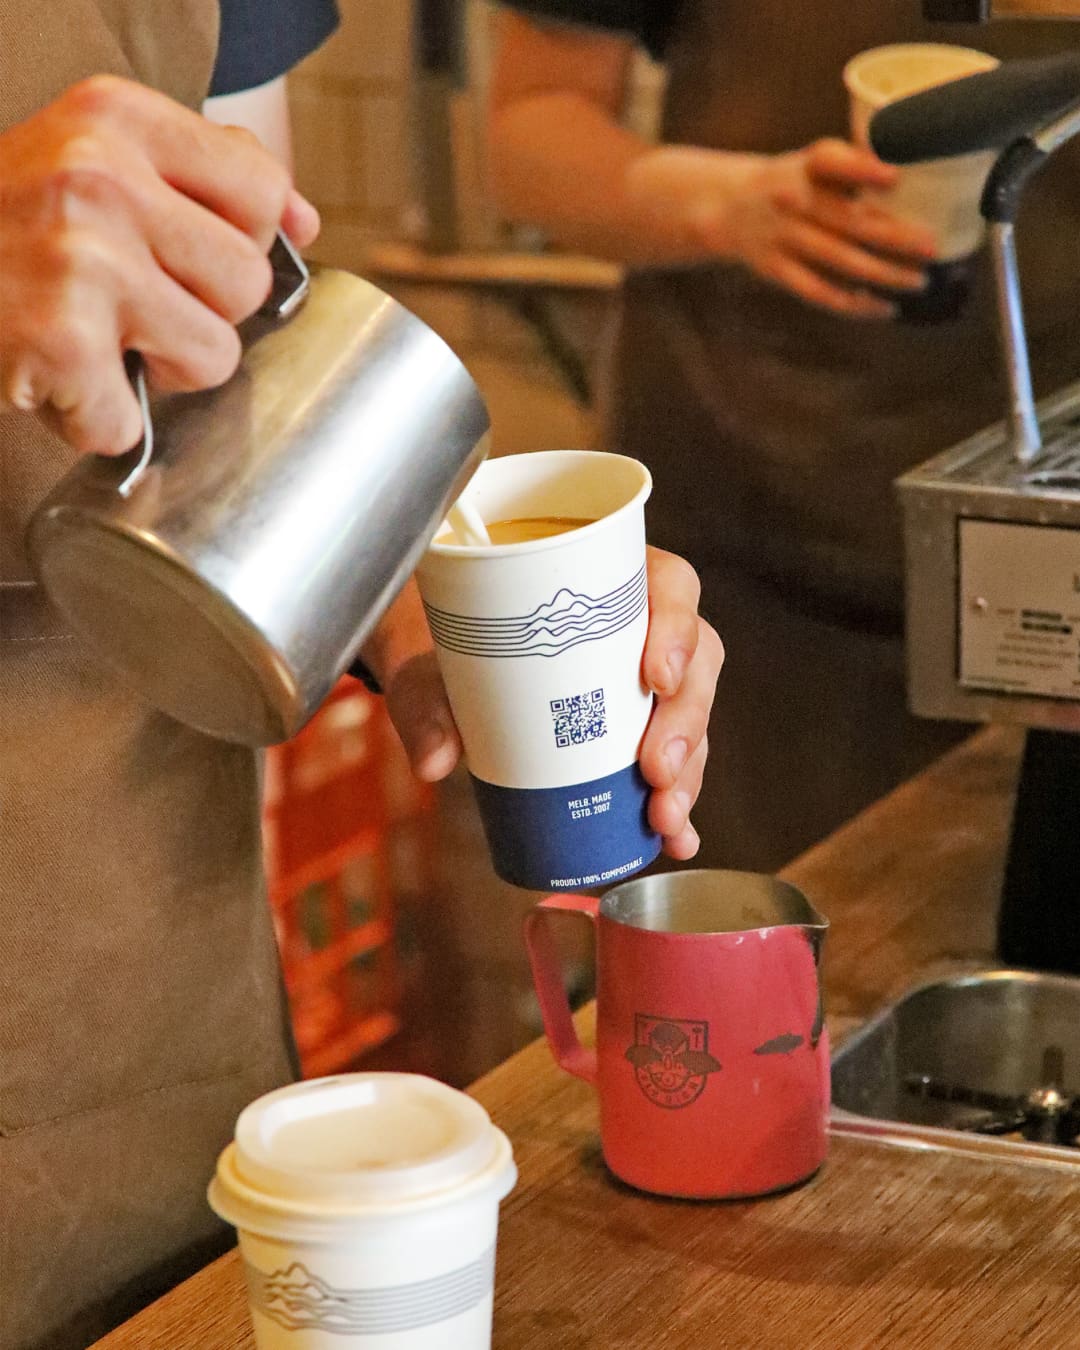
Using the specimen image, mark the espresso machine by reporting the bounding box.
[871,39,1080,971]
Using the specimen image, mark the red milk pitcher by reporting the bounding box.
[525,869,830,1199]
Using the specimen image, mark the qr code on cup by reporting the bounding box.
[550,689,607,748]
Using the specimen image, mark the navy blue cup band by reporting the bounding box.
[470,762,661,891]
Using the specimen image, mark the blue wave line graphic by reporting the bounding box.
[426,595,646,655]
[424,566,647,659]
[426,607,646,657]
[426,568,645,633]
[428,581,646,642]
[426,588,645,648]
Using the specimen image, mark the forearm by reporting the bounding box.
[488,91,763,266]
[487,11,933,313]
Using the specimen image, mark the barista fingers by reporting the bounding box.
[0,76,320,455]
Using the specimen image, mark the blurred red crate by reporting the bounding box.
[262,680,437,1077]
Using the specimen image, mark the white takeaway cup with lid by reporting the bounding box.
[208,1074,517,1349]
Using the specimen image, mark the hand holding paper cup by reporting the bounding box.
[417,450,661,891]
[844,43,1000,322]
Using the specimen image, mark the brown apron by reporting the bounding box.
[0,7,297,1348]
[614,0,1080,868]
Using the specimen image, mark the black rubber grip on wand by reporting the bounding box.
[868,53,1080,164]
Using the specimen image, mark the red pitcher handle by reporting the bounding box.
[524,894,599,1085]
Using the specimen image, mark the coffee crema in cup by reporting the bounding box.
[485,515,595,544]
[438,516,596,546]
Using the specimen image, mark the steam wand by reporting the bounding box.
[868,53,1080,463]
[981,98,1080,463]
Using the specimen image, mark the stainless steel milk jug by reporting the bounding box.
[29,239,490,745]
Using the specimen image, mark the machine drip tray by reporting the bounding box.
[831,968,1080,1165]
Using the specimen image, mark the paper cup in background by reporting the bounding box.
[418,450,661,891]
[208,1074,517,1350]
[844,43,1000,321]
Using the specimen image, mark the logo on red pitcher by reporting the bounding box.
[625,1014,722,1109]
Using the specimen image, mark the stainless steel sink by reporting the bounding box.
[830,968,1080,1167]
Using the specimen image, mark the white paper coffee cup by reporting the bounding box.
[844,43,1000,260]
[208,1074,517,1349]
[417,450,661,891]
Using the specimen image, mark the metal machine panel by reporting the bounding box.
[898,382,1080,732]
[958,519,1080,700]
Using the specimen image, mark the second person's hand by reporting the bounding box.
[628,138,940,319]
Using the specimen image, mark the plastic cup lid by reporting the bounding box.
[230,1073,504,1210]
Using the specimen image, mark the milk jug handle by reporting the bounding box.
[116,351,155,497]
[115,232,310,497]
[524,895,600,1086]
[263,231,311,321]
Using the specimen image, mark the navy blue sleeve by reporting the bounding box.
[504,0,681,60]
[210,0,341,95]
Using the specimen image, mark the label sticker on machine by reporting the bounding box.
[959,519,1080,701]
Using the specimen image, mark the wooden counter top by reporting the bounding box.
[93,728,1080,1350]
